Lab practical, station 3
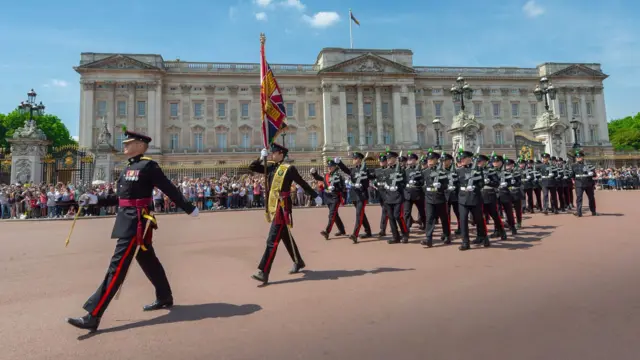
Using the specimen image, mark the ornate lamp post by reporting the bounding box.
[432,118,442,149]
[18,89,46,126]
[533,77,557,112]
[570,118,580,149]
[450,75,473,112]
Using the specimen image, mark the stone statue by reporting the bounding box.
[13,119,47,140]
[97,117,112,145]
[354,59,384,73]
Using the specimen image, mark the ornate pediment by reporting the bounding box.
[166,125,181,132]
[318,53,416,75]
[548,64,608,79]
[75,54,163,71]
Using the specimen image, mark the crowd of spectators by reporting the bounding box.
[0,166,638,220]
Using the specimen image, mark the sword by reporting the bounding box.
[64,205,84,247]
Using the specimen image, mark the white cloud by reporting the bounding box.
[255,12,268,21]
[523,0,544,18]
[280,0,305,11]
[72,135,79,141]
[255,0,272,7]
[42,79,69,88]
[302,12,340,28]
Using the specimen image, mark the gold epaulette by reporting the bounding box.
[141,156,152,160]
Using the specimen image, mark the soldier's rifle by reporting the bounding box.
[466,146,482,189]
[353,152,369,189]
[387,150,404,192]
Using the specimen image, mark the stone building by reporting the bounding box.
[75,48,610,162]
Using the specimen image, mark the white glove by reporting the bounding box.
[500,182,508,188]
[309,168,317,174]
[260,148,268,159]
[315,196,322,204]
[434,182,441,189]
[588,172,594,176]
[190,207,199,217]
[466,186,474,191]
[334,157,341,163]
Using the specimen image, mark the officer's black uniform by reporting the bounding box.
[66,130,197,333]
[456,151,490,250]
[249,143,318,284]
[508,159,524,228]
[538,153,558,214]
[373,155,389,236]
[312,159,347,239]
[444,154,461,235]
[383,151,409,243]
[421,151,451,247]
[337,152,373,243]
[554,157,567,211]
[561,159,573,209]
[522,162,535,213]
[480,155,506,240]
[492,155,517,236]
[571,150,597,217]
[403,153,426,232]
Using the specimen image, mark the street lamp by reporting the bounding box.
[18,89,46,126]
[432,118,442,149]
[450,75,473,112]
[281,131,286,147]
[533,77,557,112]
[570,118,580,149]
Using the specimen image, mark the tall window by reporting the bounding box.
[346,102,354,116]
[415,103,423,118]
[586,102,593,116]
[193,103,203,117]
[572,101,580,116]
[241,103,249,117]
[286,103,294,117]
[435,130,443,146]
[559,101,566,115]
[530,103,538,117]
[366,130,373,145]
[117,101,126,116]
[575,127,582,143]
[382,102,389,117]
[217,132,227,149]
[347,132,354,146]
[511,103,520,117]
[495,130,504,145]
[474,103,481,117]
[97,101,107,116]
[308,103,316,117]
[193,133,203,151]
[434,102,442,117]
[363,103,372,116]
[454,102,461,115]
[115,132,125,150]
[170,134,179,150]
[383,130,391,145]
[287,133,296,148]
[478,131,484,145]
[170,103,179,117]
[241,133,250,148]
[418,131,426,146]
[217,103,226,117]
[308,132,318,148]
[136,101,146,116]
[492,103,500,117]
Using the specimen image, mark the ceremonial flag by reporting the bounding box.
[350,10,360,26]
[260,33,287,147]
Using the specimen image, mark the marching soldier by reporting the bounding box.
[565,158,575,209]
[532,159,543,211]
[507,158,524,228]
[445,152,461,236]
[311,158,347,240]
[374,154,389,237]
[66,130,199,333]
[249,144,320,284]
[383,151,409,244]
[421,150,451,247]
[456,150,490,250]
[403,152,426,231]
[521,160,534,213]
[480,154,507,240]
[561,158,574,210]
[571,149,598,217]
[492,154,518,236]
[539,153,559,215]
[337,152,373,243]
[554,157,568,211]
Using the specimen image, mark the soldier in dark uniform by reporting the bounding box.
[403,152,426,232]
[554,157,567,211]
[421,151,451,247]
[383,151,409,244]
[249,144,319,284]
[507,158,524,228]
[492,154,518,236]
[521,160,534,213]
[66,130,199,333]
[539,153,559,215]
[444,153,461,236]
[532,159,543,211]
[561,158,574,210]
[311,158,347,239]
[456,150,489,250]
[337,152,373,243]
[565,158,575,209]
[571,150,597,217]
[373,154,389,237]
[479,154,506,240]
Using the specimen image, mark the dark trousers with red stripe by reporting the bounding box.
[403,198,425,231]
[386,202,409,239]
[483,201,505,232]
[259,221,303,275]
[352,200,371,237]
[499,201,516,228]
[447,201,460,231]
[379,198,388,233]
[425,202,450,240]
[325,202,345,234]
[458,203,487,242]
[83,237,171,318]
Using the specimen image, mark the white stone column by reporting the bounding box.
[357,85,365,146]
[321,83,333,150]
[80,81,95,148]
[155,80,163,149]
[127,82,136,131]
[147,83,157,146]
[338,85,348,147]
[392,85,403,144]
[407,85,418,145]
[595,87,608,142]
[375,86,384,145]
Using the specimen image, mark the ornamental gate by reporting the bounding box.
[514,132,545,161]
[42,145,95,186]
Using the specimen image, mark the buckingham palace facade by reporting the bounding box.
[75,48,610,161]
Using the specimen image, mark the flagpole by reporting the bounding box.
[260,33,270,222]
[349,9,353,49]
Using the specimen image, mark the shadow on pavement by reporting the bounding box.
[78,303,262,340]
[265,267,415,286]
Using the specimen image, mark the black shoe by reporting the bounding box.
[454,229,461,236]
[483,237,491,247]
[320,231,329,240]
[387,238,400,244]
[553,210,559,215]
[574,212,582,217]
[592,212,598,216]
[377,231,386,237]
[334,232,346,237]
[543,210,548,215]
[511,227,517,236]
[359,233,372,239]
[489,231,500,239]
[66,314,101,332]
[401,235,409,244]
[472,237,483,245]
[289,262,305,274]
[442,236,451,245]
[501,230,507,240]
[516,222,522,229]
[421,238,433,247]
[143,298,174,311]
[251,270,269,284]
[459,242,470,251]
[349,234,358,244]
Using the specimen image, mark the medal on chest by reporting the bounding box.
[125,169,140,181]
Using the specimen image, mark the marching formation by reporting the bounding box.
[64,131,598,333]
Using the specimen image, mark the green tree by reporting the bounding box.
[0,109,76,149]
[608,112,640,151]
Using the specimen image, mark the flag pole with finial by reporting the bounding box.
[260,32,271,222]
[349,8,353,49]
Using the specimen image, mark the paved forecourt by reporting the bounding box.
[1,192,639,360]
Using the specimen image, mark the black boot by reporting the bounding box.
[459,240,470,251]
[483,236,491,247]
[251,270,269,284]
[511,227,517,236]
[334,231,346,236]
[66,314,101,332]
[472,237,484,245]
[501,229,508,240]
[421,238,433,247]
[143,297,174,311]
[442,236,451,245]
[490,231,500,239]
[289,262,305,274]
[401,235,409,244]
[377,231,386,237]
[349,234,358,244]
[320,230,329,240]
[359,232,372,239]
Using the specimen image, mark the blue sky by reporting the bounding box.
[1,0,638,138]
